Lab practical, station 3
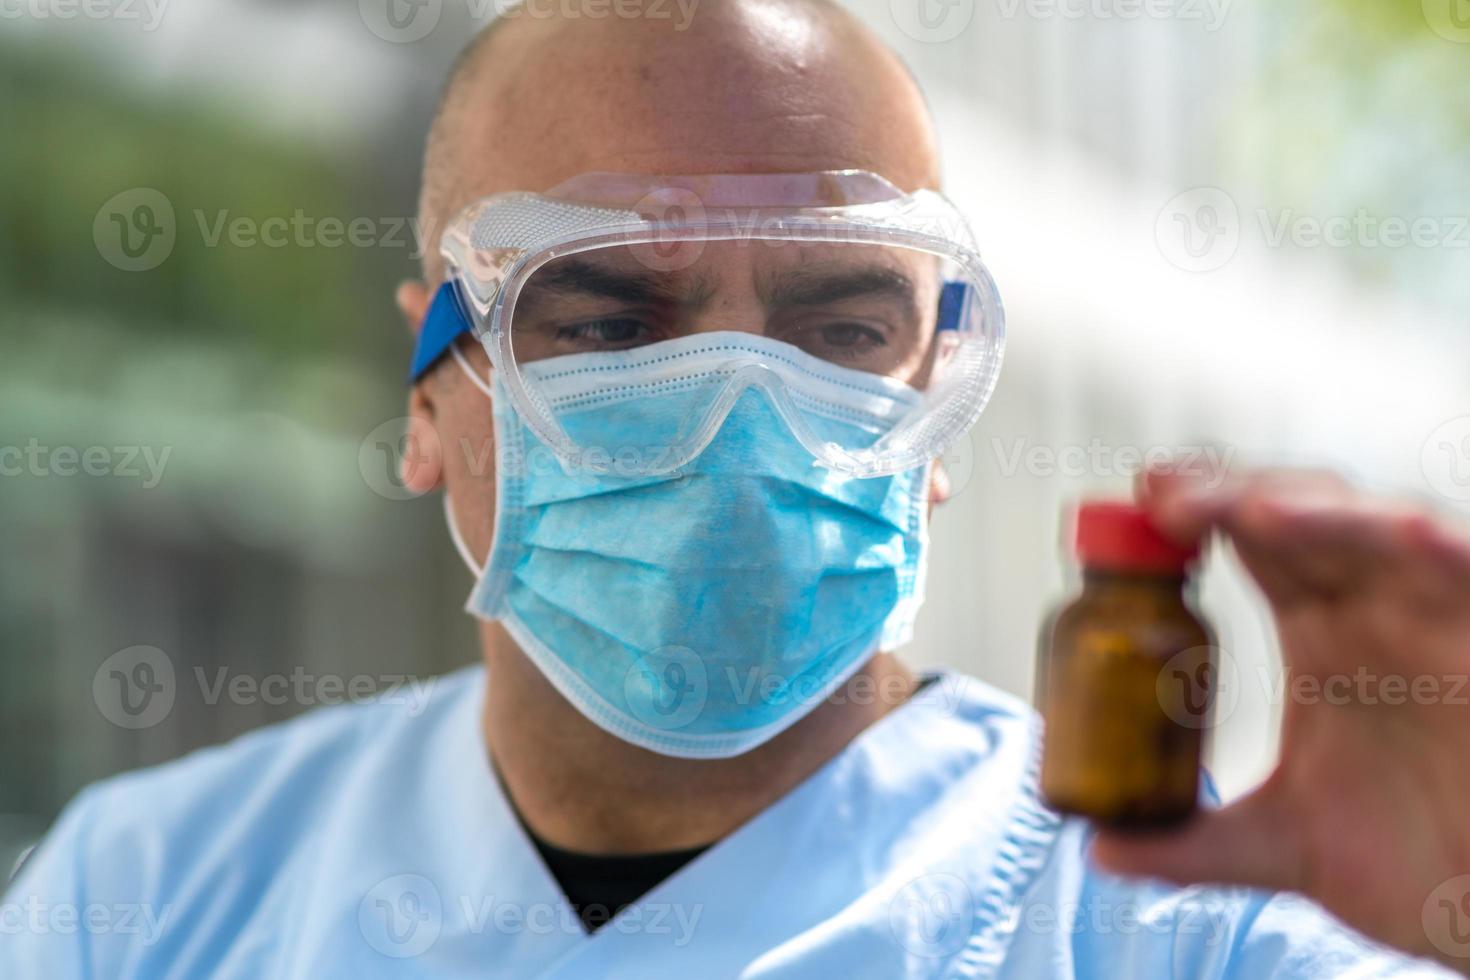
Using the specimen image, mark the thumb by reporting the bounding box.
[1088,788,1306,895]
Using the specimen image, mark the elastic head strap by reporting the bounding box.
[409,281,475,383]
[408,279,972,383]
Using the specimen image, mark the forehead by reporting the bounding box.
[424,4,940,277]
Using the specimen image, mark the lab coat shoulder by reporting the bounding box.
[994,816,1454,978]
[905,677,1452,979]
[986,786,1454,978]
[1225,891,1454,978]
[1,666,476,979]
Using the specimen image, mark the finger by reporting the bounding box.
[1138,465,1353,545]
[1225,493,1409,606]
[1399,511,1470,612]
[1229,494,1470,621]
[1140,467,1427,607]
[1088,788,1305,895]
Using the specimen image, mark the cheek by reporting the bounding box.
[441,403,501,557]
[447,420,498,489]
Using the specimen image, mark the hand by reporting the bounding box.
[1090,466,1470,973]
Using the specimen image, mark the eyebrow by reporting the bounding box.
[521,259,691,307]
[761,265,919,315]
[519,258,921,322]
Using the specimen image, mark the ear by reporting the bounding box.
[396,280,433,336]
[397,279,444,495]
[928,458,952,510]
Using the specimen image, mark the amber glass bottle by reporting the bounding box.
[1039,501,1214,828]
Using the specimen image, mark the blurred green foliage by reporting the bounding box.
[1238,0,1470,309]
[0,34,465,832]
[0,38,417,371]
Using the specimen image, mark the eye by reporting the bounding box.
[555,318,654,350]
[807,321,889,360]
[818,322,887,350]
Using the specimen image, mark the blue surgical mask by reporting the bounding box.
[447,334,931,758]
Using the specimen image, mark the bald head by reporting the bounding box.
[418,0,940,282]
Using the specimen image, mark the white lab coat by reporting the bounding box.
[2,666,1449,978]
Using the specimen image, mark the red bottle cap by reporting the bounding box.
[1071,501,1201,574]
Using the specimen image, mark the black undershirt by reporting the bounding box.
[524,674,940,934]
[527,832,710,934]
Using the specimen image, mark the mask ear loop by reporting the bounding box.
[451,342,495,399]
[443,492,485,579]
[443,339,493,579]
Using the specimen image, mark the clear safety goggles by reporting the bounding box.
[410,171,1005,477]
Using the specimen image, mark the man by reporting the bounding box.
[6,1,1470,976]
